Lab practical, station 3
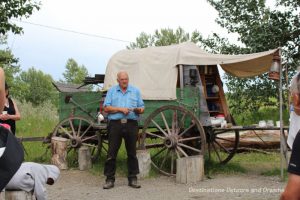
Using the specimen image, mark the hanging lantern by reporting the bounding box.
[268,51,281,81]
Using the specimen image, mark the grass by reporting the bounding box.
[16,100,58,162]
[204,151,287,180]
[17,100,287,180]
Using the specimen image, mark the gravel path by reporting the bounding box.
[47,170,286,200]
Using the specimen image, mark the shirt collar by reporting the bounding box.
[117,84,132,93]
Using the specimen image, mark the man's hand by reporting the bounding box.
[119,107,130,115]
[133,107,144,114]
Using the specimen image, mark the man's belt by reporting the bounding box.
[110,119,137,124]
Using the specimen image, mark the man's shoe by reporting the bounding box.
[103,181,114,189]
[128,179,141,189]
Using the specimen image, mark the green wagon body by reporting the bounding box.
[58,91,103,123]
[57,87,201,128]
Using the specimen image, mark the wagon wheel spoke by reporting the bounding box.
[178,136,201,142]
[160,112,171,135]
[208,142,211,161]
[214,140,231,154]
[145,142,165,149]
[102,145,108,153]
[212,142,222,163]
[91,146,96,155]
[178,143,201,153]
[145,131,165,139]
[152,147,167,159]
[171,110,179,135]
[176,146,188,157]
[170,150,175,174]
[82,135,97,142]
[69,119,76,137]
[151,119,169,137]
[59,126,73,139]
[175,148,181,159]
[67,145,73,153]
[80,124,92,138]
[178,123,195,137]
[77,119,82,137]
[159,149,170,169]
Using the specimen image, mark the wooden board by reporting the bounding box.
[176,155,204,184]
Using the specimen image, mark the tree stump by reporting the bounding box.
[78,146,92,170]
[5,191,33,200]
[1,191,5,200]
[176,155,204,184]
[51,137,68,170]
[136,150,151,179]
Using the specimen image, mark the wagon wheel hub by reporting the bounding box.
[70,137,82,148]
[164,135,178,148]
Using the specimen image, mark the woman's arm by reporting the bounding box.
[7,100,21,121]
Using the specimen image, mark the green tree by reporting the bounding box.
[200,0,300,116]
[14,67,57,106]
[0,0,40,35]
[128,27,200,49]
[0,37,21,95]
[61,58,89,84]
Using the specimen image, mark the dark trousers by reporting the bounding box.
[104,120,139,182]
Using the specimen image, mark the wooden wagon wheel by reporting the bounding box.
[52,116,101,163]
[207,115,239,164]
[140,105,206,176]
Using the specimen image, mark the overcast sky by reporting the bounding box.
[6,0,237,80]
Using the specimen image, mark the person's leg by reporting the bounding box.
[104,121,122,182]
[123,121,139,182]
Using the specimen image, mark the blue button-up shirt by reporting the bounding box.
[103,84,144,120]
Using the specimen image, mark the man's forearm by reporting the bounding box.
[104,106,122,113]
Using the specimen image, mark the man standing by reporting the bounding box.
[103,71,144,189]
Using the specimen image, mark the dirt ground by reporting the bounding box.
[47,170,286,200]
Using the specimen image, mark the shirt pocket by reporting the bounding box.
[129,95,138,108]
[111,96,119,106]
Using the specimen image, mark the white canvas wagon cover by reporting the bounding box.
[104,42,278,100]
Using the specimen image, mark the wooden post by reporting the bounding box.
[51,137,68,170]
[5,191,33,200]
[78,146,92,170]
[176,155,204,184]
[136,150,151,179]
